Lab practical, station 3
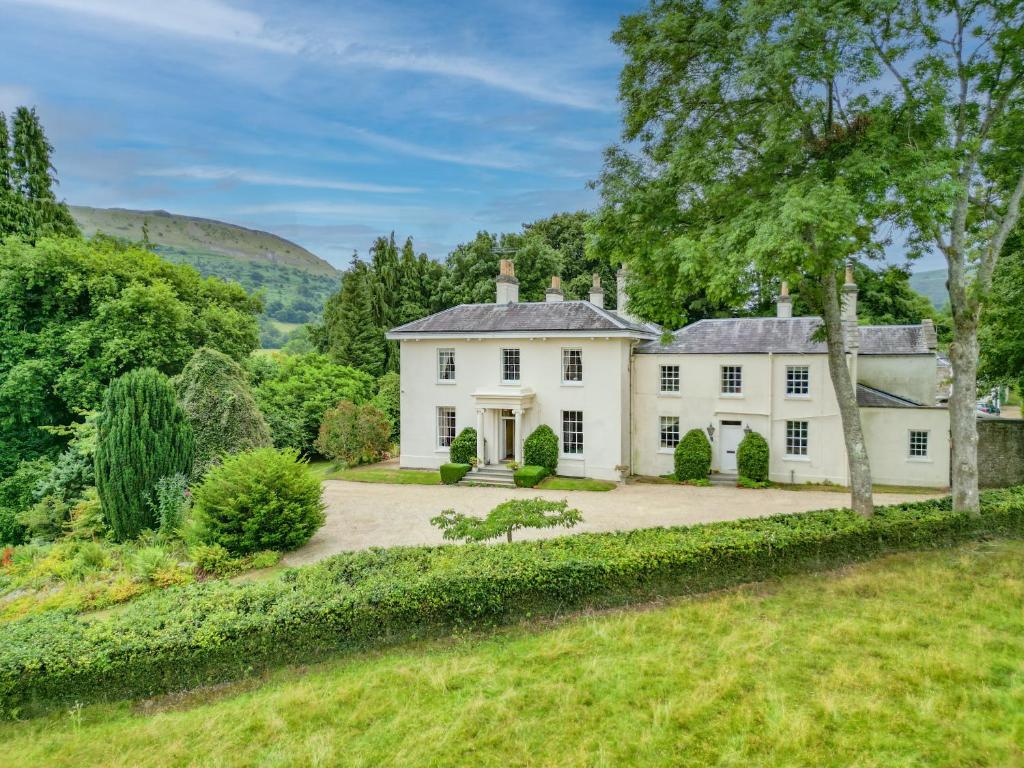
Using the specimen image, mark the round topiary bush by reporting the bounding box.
[737,430,770,483]
[523,424,558,475]
[449,427,477,465]
[191,447,325,555]
[674,429,711,482]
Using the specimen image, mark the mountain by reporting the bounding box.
[70,206,339,277]
[909,268,948,311]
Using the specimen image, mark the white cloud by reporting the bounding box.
[334,125,529,171]
[231,201,435,219]
[140,165,419,194]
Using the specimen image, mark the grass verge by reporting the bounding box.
[309,461,441,485]
[2,539,1022,767]
[536,476,617,492]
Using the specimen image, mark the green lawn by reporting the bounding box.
[5,539,1022,767]
[309,461,441,485]
[537,476,617,491]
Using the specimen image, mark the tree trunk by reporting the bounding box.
[946,265,982,515]
[820,273,874,517]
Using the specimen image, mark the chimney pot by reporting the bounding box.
[776,281,793,318]
[589,273,605,308]
[496,258,519,303]
[545,275,564,302]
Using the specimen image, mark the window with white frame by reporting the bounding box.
[660,365,680,393]
[786,420,808,456]
[786,365,809,396]
[562,348,583,383]
[721,365,743,395]
[909,430,929,458]
[659,416,680,449]
[501,348,520,383]
[562,410,583,455]
[437,348,455,382]
[437,407,456,448]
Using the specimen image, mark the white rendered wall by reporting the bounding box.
[861,407,950,487]
[858,355,937,404]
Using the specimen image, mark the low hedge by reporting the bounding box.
[439,463,471,484]
[514,465,548,488]
[2,487,1023,717]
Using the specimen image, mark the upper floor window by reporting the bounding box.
[786,365,809,396]
[721,365,743,395]
[786,420,808,457]
[501,348,520,383]
[437,407,456,448]
[909,430,929,459]
[562,348,583,383]
[562,410,584,455]
[437,348,456,382]
[660,365,680,393]
[659,416,680,449]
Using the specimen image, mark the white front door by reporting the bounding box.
[719,422,743,473]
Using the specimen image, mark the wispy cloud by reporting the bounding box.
[333,125,530,171]
[231,201,436,219]
[141,165,420,194]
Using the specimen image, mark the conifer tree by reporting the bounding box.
[94,368,194,541]
[0,113,11,192]
[369,233,401,372]
[331,257,386,377]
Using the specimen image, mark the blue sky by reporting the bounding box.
[0,0,641,266]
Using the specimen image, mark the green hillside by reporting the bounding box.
[909,268,948,310]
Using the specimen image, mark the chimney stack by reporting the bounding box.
[616,264,633,320]
[588,273,604,308]
[776,281,793,318]
[921,318,937,351]
[496,259,519,304]
[545,275,564,302]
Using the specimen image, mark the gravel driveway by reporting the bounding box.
[283,480,940,566]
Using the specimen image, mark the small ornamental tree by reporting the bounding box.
[737,431,770,484]
[191,447,325,555]
[449,427,477,465]
[431,498,582,543]
[674,429,711,483]
[95,368,194,541]
[175,347,272,479]
[523,424,559,475]
[314,401,391,466]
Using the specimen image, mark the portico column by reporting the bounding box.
[513,408,523,465]
[476,408,485,468]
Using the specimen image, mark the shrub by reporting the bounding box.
[523,425,558,475]
[191,448,325,556]
[371,371,401,443]
[432,498,582,543]
[66,489,107,540]
[127,546,176,584]
[0,508,24,546]
[18,496,69,541]
[35,412,98,504]
[151,475,191,537]
[0,457,54,515]
[674,429,711,482]
[449,428,477,465]
[7,488,1022,716]
[175,347,273,479]
[314,401,391,467]
[94,369,195,541]
[439,463,471,485]
[737,431,769,483]
[514,465,548,488]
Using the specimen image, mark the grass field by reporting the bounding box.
[4,539,1022,767]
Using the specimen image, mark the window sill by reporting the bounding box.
[559,454,584,460]
[658,447,677,454]
[500,381,521,387]
[658,391,681,397]
[907,456,932,463]
[436,380,456,385]
[435,447,452,454]
[783,454,810,462]
[784,394,810,400]
[561,381,584,387]
[719,393,744,399]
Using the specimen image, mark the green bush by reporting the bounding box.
[439,463,471,485]
[674,429,711,482]
[3,487,1022,717]
[94,368,195,541]
[432,498,582,543]
[175,347,272,479]
[314,401,391,467]
[151,475,191,537]
[448,428,477,465]
[371,371,401,443]
[514,465,548,488]
[191,448,325,556]
[0,507,24,546]
[523,425,558,474]
[737,431,769,483]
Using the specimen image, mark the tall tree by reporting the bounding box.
[980,241,1024,394]
[0,113,11,192]
[600,0,896,515]
[323,257,386,377]
[369,233,401,372]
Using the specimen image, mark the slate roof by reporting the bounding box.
[387,301,659,337]
[856,384,925,408]
[635,317,932,355]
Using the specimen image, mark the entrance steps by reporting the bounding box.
[460,464,516,487]
[709,473,738,487]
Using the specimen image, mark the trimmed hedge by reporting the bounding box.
[675,429,711,482]
[523,425,558,474]
[514,465,548,488]
[2,487,1023,718]
[449,428,477,465]
[737,431,769,483]
[440,463,471,484]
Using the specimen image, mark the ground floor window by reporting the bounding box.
[785,420,808,456]
[909,429,929,458]
[659,416,680,448]
[562,410,583,455]
[437,407,456,448]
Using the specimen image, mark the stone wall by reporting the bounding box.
[977,419,1024,488]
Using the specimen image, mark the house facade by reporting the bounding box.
[387,261,950,487]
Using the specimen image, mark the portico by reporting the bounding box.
[472,388,535,466]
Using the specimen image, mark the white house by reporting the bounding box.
[386,261,950,487]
